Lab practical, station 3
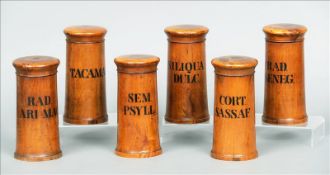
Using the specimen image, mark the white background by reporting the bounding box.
[1,1,329,174]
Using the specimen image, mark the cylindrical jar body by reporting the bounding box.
[164,25,210,124]
[263,23,308,125]
[64,25,108,124]
[13,56,62,161]
[115,55,162,158]
[211,56,258,161]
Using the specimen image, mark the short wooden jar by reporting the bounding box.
[262,23,308,125]
[211,56,258,161]
[13,56,62,161]
[164,25,210,124]
[114,54,162,158]
[63,25,108,124]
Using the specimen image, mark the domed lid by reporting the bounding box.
[13,55,60,77]
[212,55,258,69]
[114,54,160,74]
[211,55,258,76]
[263,23,307,42]
[165,25,209,36]
[64,25,107,43]
[164,24,209,43]
[114,54,160,66]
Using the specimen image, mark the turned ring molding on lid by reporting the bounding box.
[164,24,209,43]
[64,25,107,43]
[263,23,307,43]
[211,55,258,77]
[13,56,60,77]
[114,54,160,74]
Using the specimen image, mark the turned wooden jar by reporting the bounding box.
[13,56,62,161]
[211,56,258,161]
[263,23,308,125]
[164,24,210,124]
[114,54,162,158]
[64,25,108,124]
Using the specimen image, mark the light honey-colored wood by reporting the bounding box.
[164,24,210,124]
[13,56,62,161]
[263,23,308,125]
[63,25,108,125]
[114,54,162,158]
[211,55,258,161]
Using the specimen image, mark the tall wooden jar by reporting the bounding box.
[13,56,62,161]
[64,25,108,124]
[211,56,258,161]
[263,23,308,125]
[114,54,162,158]
[164,25,210,124]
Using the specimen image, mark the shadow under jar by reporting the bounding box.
[164,24,210,124]
[63,25,108,125]
[262,23,308,125]
[211,56,258,161]
[13,56,62,161]
[114,54,162,158]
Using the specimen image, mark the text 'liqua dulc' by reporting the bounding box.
[168,61,204,83]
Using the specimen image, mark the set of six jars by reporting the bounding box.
[13,23,308,161]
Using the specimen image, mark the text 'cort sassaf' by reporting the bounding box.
[215,96,251,119]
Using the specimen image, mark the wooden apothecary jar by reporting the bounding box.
[263,23,308,125]
[211,56,258,161]
[164,24,210,124]
[114,54,162,158]
[13,56,62,161]
[63,25,108,124]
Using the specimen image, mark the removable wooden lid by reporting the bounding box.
[13,55,60,77]
[114,54,160,74]
[212,55,258,76]
[64,25,107,43]
[263,23,307,42]
[164,24,209,43]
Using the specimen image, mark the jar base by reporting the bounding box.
[165,115,209,124]
[64,115,108,125]
[14,151,62,162]
[115,148,162,158]
[262,115,308,125]
[211,151,258,161]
